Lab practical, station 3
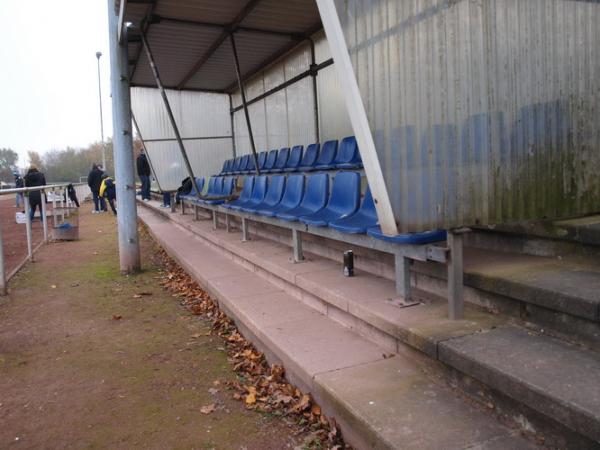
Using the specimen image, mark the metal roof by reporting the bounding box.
[118,0,322,93]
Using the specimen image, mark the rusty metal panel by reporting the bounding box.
[334,0,600,232]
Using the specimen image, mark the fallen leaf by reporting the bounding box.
[200,403,216,414]
[51,285,57,289]
[190,333,202,339]
[245,386,257,405]
[132,294,142,299]
[112,315,122,321]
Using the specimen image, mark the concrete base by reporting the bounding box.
[138,205,536,450]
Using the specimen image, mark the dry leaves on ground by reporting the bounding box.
[153,245,348,450]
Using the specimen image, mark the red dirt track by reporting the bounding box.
[0,195,52,276]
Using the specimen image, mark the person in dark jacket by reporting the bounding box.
[136,151,151,201]
[87,163,106,213]
[24,166,46,222]
[175,177,192,204]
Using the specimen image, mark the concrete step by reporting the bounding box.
[413,247,600,346]
[139,200,600,447]
[138,205,536,450]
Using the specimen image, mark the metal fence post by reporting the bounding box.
[0,220,6,295]
[23,194,33,261]
[40,190,48,242]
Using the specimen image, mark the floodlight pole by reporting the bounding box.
[107,1,141,273]
[229,33,260,175]
[139,27,201,198]
[96,51,107,171]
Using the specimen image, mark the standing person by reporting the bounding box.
[24,166,46,222]
[87,163,106,213]
[136,150,151,201]
[99,174,117,215]
[14,172,24,208]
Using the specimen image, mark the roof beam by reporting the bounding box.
[130,82,225,94]
[224,22,323,92]
[176,0,262,90]
[151,14,302,40]
[129,0,157,82]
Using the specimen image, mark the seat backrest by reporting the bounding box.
[250,175,268,203]
[360,187,377,218]
[222,177,235,196]
[274,148,290,170]
[334,136,361,165]
[225,159,233,173]
[264,149,278,170]
[232,157,242,172]
[195,177,205,194]
[280,174,304,209]
[263,175,285,206]
[300,173,329,210]
[239,176,255,202]
[327,171,360,215]
[205,177,217,195]
[299,143,320,167]
[239,155,250,172]
[211,177,224,196]
[220,160,228,174]
[315,140,338,167]
[286,145,303,169]
[257,152,268,170]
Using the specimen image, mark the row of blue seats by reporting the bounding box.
[188,172,445,245]
[218,136,363,176]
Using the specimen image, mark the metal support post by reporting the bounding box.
[292,229,304,263]
[139,28,200,199]
[316,0,398,235]
[229,33,260,175]
[194,204,199,221]
[225,214,231,232]
[40,190,48,242]
[107,1,141,273]
[170,193,176,213]
[228,94,237,158]
[24,194,33,262]
[308,38,320,142]
[394,253,411,300]
[181,200,186,215]
[212,211,218,230]
[241,217,249,242]
[0,221,6,295]
[447,231,464,320]
[51,187,57,226]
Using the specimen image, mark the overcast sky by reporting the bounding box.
[0,0,113,168]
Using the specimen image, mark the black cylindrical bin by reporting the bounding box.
[343,250,354,277]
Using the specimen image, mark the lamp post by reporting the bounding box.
[96,51,106,170]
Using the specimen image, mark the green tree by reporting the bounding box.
[0,148,19,183]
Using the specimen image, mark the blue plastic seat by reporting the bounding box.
[297,143,320,171]
[204,177,235,205]
[230,175,267,211]
[195,177,205,194]
[271,148,290,172]
[254,151,267,172]
[276,173,329,221]
[256,174,304,217]
[183,177,204,200]
[313,140,339,170]
[230,157,242,174]
[224,159,234,174]
[241,175,285,213]
[299,171,360,226]
[367,227,447,245]
[329,187,377,233]
[243,154,256,174]
[283,145,303,172]
[235,155,250,174]
[334,136,363,169]
[263,149,278,172]
[223,176,254,209]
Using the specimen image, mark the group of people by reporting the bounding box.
[87,163,117,215]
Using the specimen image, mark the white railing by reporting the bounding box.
[0,182,91,294]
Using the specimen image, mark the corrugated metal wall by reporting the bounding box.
[232,35,353,151]
[131,87,233,190]
[334,0,600,232]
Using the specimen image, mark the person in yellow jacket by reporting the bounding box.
[99,175,117,215]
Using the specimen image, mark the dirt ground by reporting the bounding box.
[0,195,54,276]
[0,207,305,449]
